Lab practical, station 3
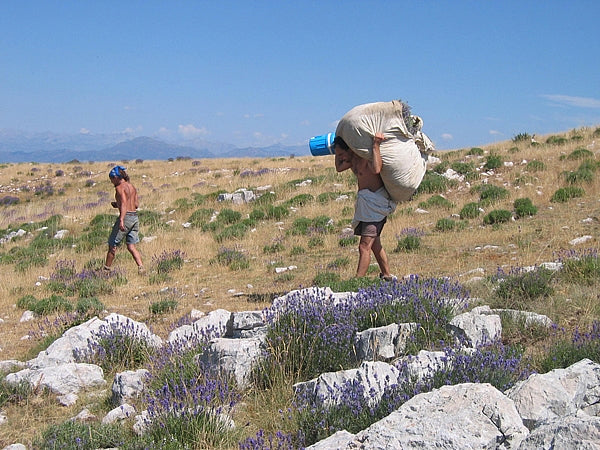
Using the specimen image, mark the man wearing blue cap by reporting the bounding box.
[103,166,145,274]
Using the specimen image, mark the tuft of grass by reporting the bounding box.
[475,184,510,206]
[459,202,480,220]
[490,266,554,309]
[550,186,585,203]
[210,247,250,271]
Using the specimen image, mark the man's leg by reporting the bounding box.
[372,237,392,278]
[104,246,117,268]
[126,243,144,268]
[357,235,375,277]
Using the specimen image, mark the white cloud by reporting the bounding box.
[300,120,310,126]
[541,94,600,108]
[122,126,142,134]
[178,124,208,138]
[441,133,453,141]
[489,130,502,136]
[79,128,90,135]
[123,105,135,111]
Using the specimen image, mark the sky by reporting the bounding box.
[2,1,600,151]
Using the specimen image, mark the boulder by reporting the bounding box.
[294,361,400,409]
[348,383,528,449]
[507,358,600,429]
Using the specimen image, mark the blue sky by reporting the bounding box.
[2,1,599,151]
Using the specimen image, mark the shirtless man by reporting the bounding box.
[103,165,145,274]
[334,133,397,280]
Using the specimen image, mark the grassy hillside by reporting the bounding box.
[1,125,600,446]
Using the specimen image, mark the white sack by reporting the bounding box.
[335,100,435,202]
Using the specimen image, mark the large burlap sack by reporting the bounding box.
[335,100,434,202]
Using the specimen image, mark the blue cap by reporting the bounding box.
[109,165,126,178]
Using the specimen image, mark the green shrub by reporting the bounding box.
[215,220,253,242]
[435,218,458,231]
[308,236,325,248]
[0,378,33,409]
[17,294,73,315]
[263,204,290,220]
[255,191,276,205]
[149,299,178,315]
[312,271,341,287]
[513,198,538,218]
[218,208,242,224]
[563,168,594,184]
[526,160,546,171]
[75,297,105,316]
[550,186,585,203]
[559,250,600,285]
[188,208,214,228]
[467,147,484,156]
[338,236,358,247]
[492,266,554,308]
[290,246,306,256]
[566,147,594,160]
[451,161,479,180]
[484,154,503,170]
[546,135,568,145]
[459,202,480,219]
[512,132,532,143]
[34,419,131,449]
[327,257,351,270]
[416,172,454,195]
[483,209,512,225]
[249,208,266,221]
[418,195,454,210]
[285,193,314,207]
[476,184,509,206]
[317,192,340,203]
[210,247,249,270]
[263,242,285,254]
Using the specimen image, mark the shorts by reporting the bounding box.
[354,217,387,238]
[108,212,140,247]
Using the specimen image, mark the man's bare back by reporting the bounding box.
[114,181,139,212]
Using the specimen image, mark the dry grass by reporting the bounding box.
[1,126,600,445]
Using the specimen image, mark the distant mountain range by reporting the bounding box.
[0,130,311,163]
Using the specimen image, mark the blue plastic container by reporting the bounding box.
[309,132,336,156]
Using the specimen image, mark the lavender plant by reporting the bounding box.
[394,228,425,252]
[537,322,600,372]
[140,327,241,448]
[75,319,155,373]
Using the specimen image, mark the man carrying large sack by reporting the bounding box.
[334,99,434,279]
[334,132,397,280]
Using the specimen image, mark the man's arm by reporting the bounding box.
[116,185,128,230]
[369,133,385,174]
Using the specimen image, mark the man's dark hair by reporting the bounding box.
[333,136,350,151]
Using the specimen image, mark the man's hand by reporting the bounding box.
[374,133,385,144]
